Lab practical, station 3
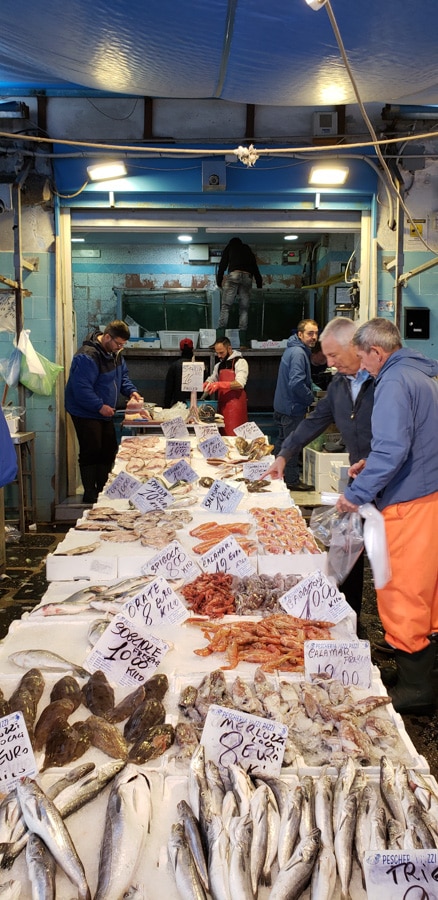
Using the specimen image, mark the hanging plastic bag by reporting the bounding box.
[17,329,45,375]
[19,351,63,396]
[358,502,391,589]
[309,505,364,585]
[0,346,22,387]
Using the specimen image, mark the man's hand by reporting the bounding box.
[264,457,286,480]
[130,391,143,403]
[348,458,366,479]
[203,382,218,395]
[99,404,115,417]
[336,493,359,513]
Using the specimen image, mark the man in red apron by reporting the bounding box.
[203,337,248,435]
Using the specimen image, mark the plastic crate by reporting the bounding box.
[158,331,199,349]
[303,447,350,491]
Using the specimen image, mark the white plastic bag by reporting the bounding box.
[17,329,45,375]
[358,503,391,589]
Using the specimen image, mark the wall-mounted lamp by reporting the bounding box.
[305,0,329,9]
[87,161,127,181]
[177,234,193,243]
[308,165,349,186]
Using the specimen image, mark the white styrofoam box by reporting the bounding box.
[46,551,118,581]
[199,328,216,348]
[330,460,350,480]
[126,338,161,348]
[258,550,327,576]
[158,331,199,349]
[251,339,287,349]
[330,472,349,492]
[225,328,240,348]
[303,447,350,491]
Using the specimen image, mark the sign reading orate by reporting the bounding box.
[198,434,229,460]
[161,417,190,439]
[142,539,199,583]
[123,574,190,627]
[201,479,243,514]
[202,704,287,776]
[131,477,174,513]
[0,712,37,789]
[304,640,372,689]
[163,459,198,485]
[233,422,265,441]
[199,534,255,578]
[85,613,170,687]
[165,439,191,460]
[364,848,438,899]
[279,569,350,623]
[105,471,142,499]
[181,361,205,393]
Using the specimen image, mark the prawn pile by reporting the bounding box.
[250,506,321,554]
[189,520,257,556]
[188,613,332,671]
[181,573,235,617]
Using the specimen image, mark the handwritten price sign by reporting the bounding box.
[202,704,287,776]
[161,417,190,439]
[194,423,219,440]
[105,471,142,499]
[199,534,255,578]
[304,640,372,689]
[201,479,243,514]
[0,712,37,789]
[143,539,199,583]
[198,435,228,460]
[163,459,198,485]
[131,477,174,513]
[233,422,264,441]
[279,569,350,623]
[85,613,170,687]
[242,460,272,482]
[165,439,191,460]
[181,361,205,392]
[122,574,190,627]
[364,848,438,899]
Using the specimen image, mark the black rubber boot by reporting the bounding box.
[389,643,436,716]
[80,465,98,504]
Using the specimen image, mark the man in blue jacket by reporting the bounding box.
[65,320,144,503]
[337,318,438,716]
[273,319,319,489]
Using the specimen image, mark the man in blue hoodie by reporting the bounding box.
[273,319,319,489]
[65,320,145,503]
[337,318,438,716]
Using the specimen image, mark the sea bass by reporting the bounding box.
[8,650,89,679]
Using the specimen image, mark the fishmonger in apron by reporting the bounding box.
[218,360,248,435]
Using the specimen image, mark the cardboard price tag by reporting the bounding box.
[194,423,219,440]
[161,417,190,439]
[163,459,198,484]
[131,477,174,512]
[181,361,205,392]
[0,712,37,789]
[142,539,199,583]
[201,479,243,514]
[202,704,287,776]
[165,439,191,460]
[198,434,228,459]
[364,848,438,899]
[199,534,255,578]
[233,422,265,440]
[85,613,170,687]
[279,569,350,623]
[105,471,142,499]
[304,640,372,689]
[242,460,272,482]
[122,574,190,627]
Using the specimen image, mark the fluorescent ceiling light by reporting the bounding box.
[305,0,329,9]
[87,162,127,182]
[178,234,193,243]
[309,165,349,186]
[71,237,85,242]
[284,234,299,241]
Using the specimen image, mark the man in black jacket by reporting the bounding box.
[266,316,374,620]
[216,237,262,347]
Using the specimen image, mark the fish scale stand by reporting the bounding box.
[0,432,436,899]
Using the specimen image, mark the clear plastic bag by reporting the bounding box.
[309,505,364,585]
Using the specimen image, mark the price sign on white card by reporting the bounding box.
[85,613,170,687]
[279,569,350,623]
[202,704,287,776]
[131,477,174,513]
[242,460,272,482]
[233,422,265,441]
[0,712,37,789]
[304,640,372,689]
[105,471,142,499]
[164,459,198,485]
[161,417,190,439]
[201,479,243,514]
[198,434,229,459]
[165,439,191,460]
[181,361,205,392]
[194,423,219,440]
[143,539,199,582]
[199,534,255,578]
[122,575,190,628]
[364,848,438,899]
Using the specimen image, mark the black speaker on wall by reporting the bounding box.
[404,307,430,340]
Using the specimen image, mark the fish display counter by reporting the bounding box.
[0,431,437,898]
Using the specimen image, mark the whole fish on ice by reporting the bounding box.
[8,650,89,679]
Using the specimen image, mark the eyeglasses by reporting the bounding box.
[110,338,126,349]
